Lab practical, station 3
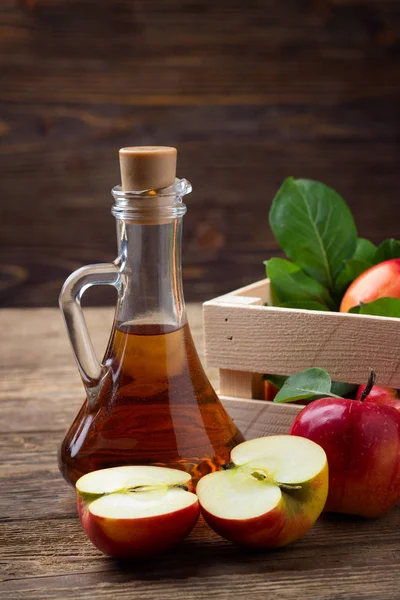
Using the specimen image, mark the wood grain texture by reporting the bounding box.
[222,396,303,437]
[204,278,400,388]
[0,0,400,306]
[2,306,400,599]
[219,369,265,399]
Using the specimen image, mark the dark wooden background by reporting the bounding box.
[1,0,399,307]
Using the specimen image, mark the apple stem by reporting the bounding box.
[359,369,377,402]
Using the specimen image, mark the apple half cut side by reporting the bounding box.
[196,435,328,549]
[76,466,200,558]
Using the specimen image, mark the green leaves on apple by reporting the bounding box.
[265,258,335,311]
[330,381,359,397]
[349,297,400,318]
[352,238,400,266]
[353,238,377,263]
[269,178,357,291]
[273,368,357,404]
[334,259,373,298]
[274,368,338,404]
[265,179,400,311]
[374,239,400,263]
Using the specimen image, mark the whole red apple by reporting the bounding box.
[356,384,400,412]
[289,377,400,517]
[340,258,400,312]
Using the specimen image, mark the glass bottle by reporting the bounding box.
[58,146,244,486]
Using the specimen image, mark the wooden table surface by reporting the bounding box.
[2,305,400,600]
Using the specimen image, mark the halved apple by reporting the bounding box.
[76,466,200,557]
[196,435,328,549]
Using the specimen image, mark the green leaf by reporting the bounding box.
[349,297,400,318]
[374,239,400,263]
[273,368,339,404]
[330,381,358,397]
[263,374,288,389]
[269,178,357,291]
[265,257,336,310]
[353,238,377,262]
[334,259,372,297]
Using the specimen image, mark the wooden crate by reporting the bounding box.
[203,278,400,434]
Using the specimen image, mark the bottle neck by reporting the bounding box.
[115,217,186,330]
[111,178,191,331]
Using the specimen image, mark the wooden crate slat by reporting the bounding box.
[221,396,302,438]
[204,279,400,388]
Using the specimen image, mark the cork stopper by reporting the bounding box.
[119,146,177,191]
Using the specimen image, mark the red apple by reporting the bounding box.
[76,466,200,558]
[264,380,279,401]
[196,435,328,548]
[289,382,400,517]
[340,258,400,312]
[356,384,400,412]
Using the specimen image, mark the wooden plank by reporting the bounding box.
[2,455,400,597]
[0,0,399,307]
[222,397,302,437]
[1,136,400,306]
[2,415,400,598]
[2,513,400,598]
[0,305,205,370]
[204,284,400,387]
[2,0,399,74]
[2,0,400,107]
[2,62,399,106]
[3,565,400,600]
[2,104,400,151]
[3,307,400,599]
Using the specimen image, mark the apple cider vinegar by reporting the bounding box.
[60,322,242,485]
[58,147,244,486]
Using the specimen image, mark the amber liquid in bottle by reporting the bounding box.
[59,321,244,486]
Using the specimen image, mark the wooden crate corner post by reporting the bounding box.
[219,369,264,400]
[203,279,270,402]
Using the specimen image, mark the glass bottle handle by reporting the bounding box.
[59,263,121,393]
